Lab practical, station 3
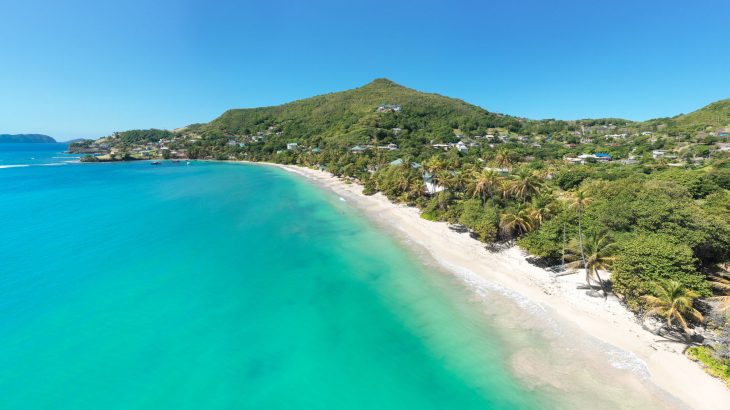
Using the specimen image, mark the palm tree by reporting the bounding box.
[539,160,561,179]
[423,156,444,194]
[498,179,513,200]
[447,171,469,197]
[509,169,544,203]
[641,280,704,336]
[709,272,730,311]
[565,228,616,295]
[493,148,515,171]
[565,189,592,276]
[499,206,534,240]
[436,169,454,192]
[471,169,502,207]
[527,194,556,227]
[395,170,424,202]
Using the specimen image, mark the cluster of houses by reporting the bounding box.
[565,153,612,164]
[284,143,401,154]
[431,141,472,153]
[350,143,399,153]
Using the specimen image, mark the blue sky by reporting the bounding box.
[2,0,729,140]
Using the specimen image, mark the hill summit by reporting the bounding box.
[199,78,523,145]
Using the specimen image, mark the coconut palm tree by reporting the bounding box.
[470,169,502,206]
[493,148,515,171]
[539,160,562,179]
[499,179,513,200]
[565,189,592,275]
[527,194,557,227]
[499,206,534,240]
[509,169,544,203]
[395,171,424,202]
[642,280,704,336]
[709,272,730,311]
[565,228,616,295]
[446,170,469,197]
[423,155,444,194]
[436,169,454,192]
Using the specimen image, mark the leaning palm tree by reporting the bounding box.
[565,189,592,274]
[509,169,544,203]
[471,169,502,206]
[499,207,534,240]
[708,272,730,311]
[641,280,704,337]
[565,228,616,296]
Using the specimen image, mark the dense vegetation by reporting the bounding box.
[76,79,730,374]
[201,79,524,146]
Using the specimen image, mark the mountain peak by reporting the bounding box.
[364,78,400,88]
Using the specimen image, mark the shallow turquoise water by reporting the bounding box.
[0,144,555,408]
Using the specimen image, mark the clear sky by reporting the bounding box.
[2,0,730,140]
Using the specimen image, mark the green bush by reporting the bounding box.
[612,233,710,309]
[458,199,499,242]
[517,214,575,262]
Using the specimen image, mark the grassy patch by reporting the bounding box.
[686,346,730,388]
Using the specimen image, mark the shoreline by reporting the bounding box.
[266,162,730,410]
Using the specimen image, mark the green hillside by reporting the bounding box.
[200,78,525,145]
[646,98,730,133]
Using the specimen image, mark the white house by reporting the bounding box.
[286,142,298,150]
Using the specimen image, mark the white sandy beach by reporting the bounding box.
[271,163,730,410]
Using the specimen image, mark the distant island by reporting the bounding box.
[0,134,56,143]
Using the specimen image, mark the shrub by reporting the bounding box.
[612,233,710,310]
[458,199,499,242]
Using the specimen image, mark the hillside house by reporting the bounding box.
[376,143,399,151]
[376,104,402,113]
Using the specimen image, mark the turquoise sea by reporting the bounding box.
[0,144,664,409]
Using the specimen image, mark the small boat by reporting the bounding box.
[151,161,161,165]
[171,160,180,163]
[186,161,191,165]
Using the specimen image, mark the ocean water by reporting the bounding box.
[0,144,666,409]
